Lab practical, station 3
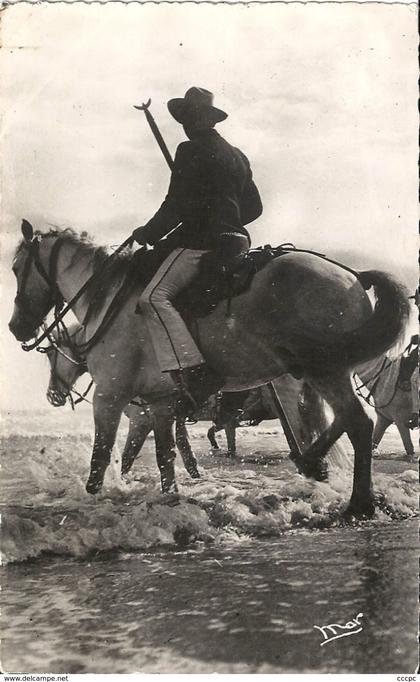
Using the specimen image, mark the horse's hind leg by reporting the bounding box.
[121,414,153,476]
[175,420,200,478]
[311,373,374,517]
[86,392,125,494]
[345,404,374,516]
[372,413,391,451]
[294,382,345,479]
[151,402,178,494]
[396,422,415,460]
[296,417,345,480]
[207,425,220,449]
[225,422,237,457]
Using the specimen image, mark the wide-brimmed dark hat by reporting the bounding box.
[167,87,228,125]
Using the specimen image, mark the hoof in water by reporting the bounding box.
[121,472,135,484]
[344,500,375,520]
[211,448,230,457]
[187,467,201,479]
[161,491,180,507]
[161,480,179,495]
[298,457,328,482]
[86,478,103,495]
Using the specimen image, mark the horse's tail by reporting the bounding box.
[301,270,411,370]
[345,270,411,364]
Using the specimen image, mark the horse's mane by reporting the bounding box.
[14,226,133,282]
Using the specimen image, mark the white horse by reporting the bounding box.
[10,223,410,515]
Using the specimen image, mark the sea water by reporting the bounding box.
[1,409,418,673]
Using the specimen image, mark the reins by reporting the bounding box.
[353,338,415,410]
[20,235,134,352]
[18,233,364,356]
[71,380,94,407]
[37,320,87,367]
[353,357,395,409]
[353,356,391,394]
[354,375,399,412]
[76,265,139,354]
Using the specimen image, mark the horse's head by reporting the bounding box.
[45,326,87,407]
[9,220,61,342]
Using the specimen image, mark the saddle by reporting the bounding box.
[178,245,283,318]
[132,242,291,320]
[132,240,361,320]
[81,239,360,353]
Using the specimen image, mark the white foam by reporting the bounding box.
[2,414,418,564]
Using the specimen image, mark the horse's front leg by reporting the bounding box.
[121,411,153,476]
[207,425,220,449]
[151,402,178,494]
[175,419,200,478]
[86,392,125,494]
[225,421,237,457]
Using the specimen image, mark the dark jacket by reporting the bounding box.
[141,128,263,250]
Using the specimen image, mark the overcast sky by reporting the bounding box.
[1,2,417,410]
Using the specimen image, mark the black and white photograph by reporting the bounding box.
[1,0,418,675]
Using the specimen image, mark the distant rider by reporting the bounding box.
[399,334,418,428]
[132,87,262,415]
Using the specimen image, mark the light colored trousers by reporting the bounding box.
[139,248,209,372]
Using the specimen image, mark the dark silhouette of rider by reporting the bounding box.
[132,87,262,415]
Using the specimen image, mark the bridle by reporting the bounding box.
[14,236,65,338]
[15,233,134,353]
[37,323,87,368]
[38,322,91,409]
[13,228,134,408]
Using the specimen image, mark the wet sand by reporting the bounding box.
[2,520,418,673]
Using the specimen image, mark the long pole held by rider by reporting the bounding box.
[132,97,301,453]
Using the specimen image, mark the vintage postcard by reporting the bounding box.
[1,0,418,676]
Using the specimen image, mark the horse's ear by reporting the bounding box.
[21,219,34,242]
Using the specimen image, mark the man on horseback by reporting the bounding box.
[132,87,263,415]
[398,334,418,428]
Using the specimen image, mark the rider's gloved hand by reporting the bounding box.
[132,226,148,245]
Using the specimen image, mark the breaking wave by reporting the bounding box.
[2,419,417,564]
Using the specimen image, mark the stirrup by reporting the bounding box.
[170,371,199,419]
[175,397,199,422]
